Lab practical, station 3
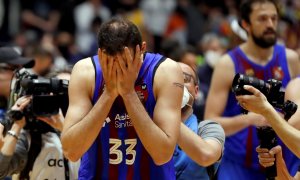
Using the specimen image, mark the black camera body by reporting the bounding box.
[20,75,69,117]
[231,73,297,179]
[9,68,69,130]
[232,73,297,119]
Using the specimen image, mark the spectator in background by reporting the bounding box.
[74,0,111,55]
[20,0,62,41]
[195,33,227,121]
[159,38,181,58]
[174,62,224,179]
[164,0,189,46]
[0,0,22,44]
[25,46,54,77]
[172,45,198,71]
[141,0,176,52]
[205,0,300,179]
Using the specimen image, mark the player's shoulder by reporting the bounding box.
[72,57,94,74]
[285,47,299,62]
[284,47,300,78]
[70,57,95,84]
[214,53,234,71]
[159,57,180,70]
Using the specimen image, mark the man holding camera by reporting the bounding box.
[236,77,300,179]
[0,47,34,148]
[0,47,77,179]
[205,0,300,179]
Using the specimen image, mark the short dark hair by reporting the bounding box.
[240,0,279,23]
[97,17,142,55]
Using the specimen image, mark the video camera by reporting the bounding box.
[8,68,69,128]
[231,73,297,179]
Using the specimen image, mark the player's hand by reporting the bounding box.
[37,109,64,132]
[236,85,273,115]
[116,45,143,97]
[257,145,282,167]
[98,48,118,98]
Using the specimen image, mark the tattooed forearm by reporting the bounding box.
[173,82,184,89]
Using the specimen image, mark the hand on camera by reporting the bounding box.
[37,109,64,132]
[256,145,282,167]
[11,96,32,129]
[236,85,273,115]
[246,112,269,127]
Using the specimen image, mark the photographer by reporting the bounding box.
[0,47,35,150]
[0,47,77,179]
[0,96,67,180]
[236,77,300,179]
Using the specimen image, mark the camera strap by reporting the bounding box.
[206,164,215,180]
[19,131,42,180]
[63,157,70,180]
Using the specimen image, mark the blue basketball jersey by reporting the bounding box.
[78,52,176,180]
[222,44,299,176]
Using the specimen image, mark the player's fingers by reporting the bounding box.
[124,47,133,68]
[256,146,269,153]
[243,85,260,96]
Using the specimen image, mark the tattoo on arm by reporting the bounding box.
[173,82,184,89]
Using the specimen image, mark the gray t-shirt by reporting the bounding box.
[0,131,28,179]
[198,120,225,154]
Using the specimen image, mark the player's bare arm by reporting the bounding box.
[118,47,183,165]
[178,123,223,166]
[61,50,118,161]
[286,48,300,79]
[205,54,266,136]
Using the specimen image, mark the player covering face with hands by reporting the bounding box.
[61,18,183,179]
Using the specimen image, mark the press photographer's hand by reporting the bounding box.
[37,109,64,132]
[98,48,118,98]
[257,145,282,167]
[236,85,273,115]
[11,96,32,128]
[246,112,269,127]
[116,45,142,97]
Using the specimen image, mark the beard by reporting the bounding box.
[251,29,277,48]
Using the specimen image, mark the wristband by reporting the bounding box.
[7,130,19,140]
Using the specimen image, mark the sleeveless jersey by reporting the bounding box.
[78,52,176,180]
[224,44,299,174]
